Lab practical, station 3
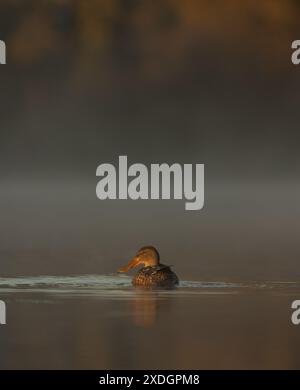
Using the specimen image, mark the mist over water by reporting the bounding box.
[1,178,299,281]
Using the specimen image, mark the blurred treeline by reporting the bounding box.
[0,0,299,93]
[1,0,300,177]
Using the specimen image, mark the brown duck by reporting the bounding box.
[118,246,179,287]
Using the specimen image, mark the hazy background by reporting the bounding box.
[0,0,300,280]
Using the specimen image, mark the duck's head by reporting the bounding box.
[118,246,160,273]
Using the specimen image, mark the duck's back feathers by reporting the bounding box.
[132,264,179,287]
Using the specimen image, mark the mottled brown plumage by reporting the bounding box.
[118,246,179,288]
[132,264,179,287]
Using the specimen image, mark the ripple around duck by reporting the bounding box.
[0,275,300,299]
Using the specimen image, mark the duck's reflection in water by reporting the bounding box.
[130,287,174,328]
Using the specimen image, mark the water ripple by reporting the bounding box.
[0,275,300,299]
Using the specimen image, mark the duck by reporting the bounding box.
[118,246,179,288]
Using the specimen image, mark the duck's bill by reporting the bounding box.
[118,257,140,273]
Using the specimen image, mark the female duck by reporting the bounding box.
[118,246,179,287]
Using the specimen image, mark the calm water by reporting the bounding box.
[0,275,300,369]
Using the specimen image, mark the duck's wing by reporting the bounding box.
[156,264,174,272]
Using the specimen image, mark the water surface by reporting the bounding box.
[1,275,300,369]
